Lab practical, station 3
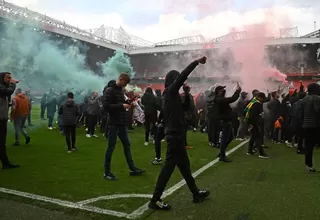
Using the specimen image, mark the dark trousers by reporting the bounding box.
[184,124,188,146]
[151,134,199,202]
[260,120,265,145]
[48,115,54,127]
[40,104,46,119]
[154,126,165,159]
[80,112,88,127]
[273,128,280,142]
[295,127,304,151]
[64,125,76,150]
[219,121,233,158]
[207,118,220,144]
[126,110,133,129]
[58,115,64,132]
[87,114,97,135]
[27,109,32,125]
[304,128,318,167]
[104,125,135,173]
[248,126,265,155]
[100,115,107,133]
[145,114,156,142]
[0,119,10,166]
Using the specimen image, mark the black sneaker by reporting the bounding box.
[130,168,145,176]
[307,167,316,173]
[2,163,20,169]
[25,136,31,145]
[104,172,117,180]
[193,190,210,203]
[246,151,255,155]
[12,142,20,146]
[219,157,232,162]
[148,200,172,210]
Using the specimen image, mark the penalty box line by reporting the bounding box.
[127,140,249,219]
[0,187,128,218]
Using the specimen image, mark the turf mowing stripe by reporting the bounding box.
[0,187,128,218]
[0,140,248,219]
[77,194,153,205]
[127,140,249,219]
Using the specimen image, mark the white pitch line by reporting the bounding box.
[77,194,153,205]
[0,187,128,218]
[127,140,249,219]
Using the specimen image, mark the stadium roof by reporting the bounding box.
[1,0,320,54]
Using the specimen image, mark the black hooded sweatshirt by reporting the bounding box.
[141,87,159,117]
[214,90,241,121]
[58,99,80,126]
[102,80,127,125]
[302,83,320,128]
[162,60,199,134]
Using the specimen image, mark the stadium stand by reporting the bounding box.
[1,0,320,91]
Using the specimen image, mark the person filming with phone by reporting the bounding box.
[0,72,20,169]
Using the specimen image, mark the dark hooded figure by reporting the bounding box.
[141,87,159,145]
[302,83,320,172]
[40,93,47,120]
[58,92,80,152]
[292,91,306,154]
[100,80,116,137]
[148,57,209,211]
[46,89,58,129]
[214,84,241,162]
[0,72,20,169]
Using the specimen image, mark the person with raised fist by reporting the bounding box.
[148,57,210,210]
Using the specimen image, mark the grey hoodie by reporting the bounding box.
[0,72,16,120]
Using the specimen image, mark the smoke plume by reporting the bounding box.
[0,21,136,94]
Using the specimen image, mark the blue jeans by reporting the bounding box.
[104,125,135,173]
[13,116,29,143]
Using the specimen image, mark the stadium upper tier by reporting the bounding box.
[1,0,320,55]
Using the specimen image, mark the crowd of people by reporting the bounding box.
[0,56,320,209]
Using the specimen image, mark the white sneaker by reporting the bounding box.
[144,142,149,146]
[86,134,91,138]
[48,127,53,130]
[92,134,98,138]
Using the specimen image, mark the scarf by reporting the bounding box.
[244,97,260,122]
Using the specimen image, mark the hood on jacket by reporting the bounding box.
[65,99,75,107]
[307,83,320,95]
[145,87,153,94]
[164,70,180,88]
[103,80,117,93]
[16,93,28,99]
[0,72,10,85]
